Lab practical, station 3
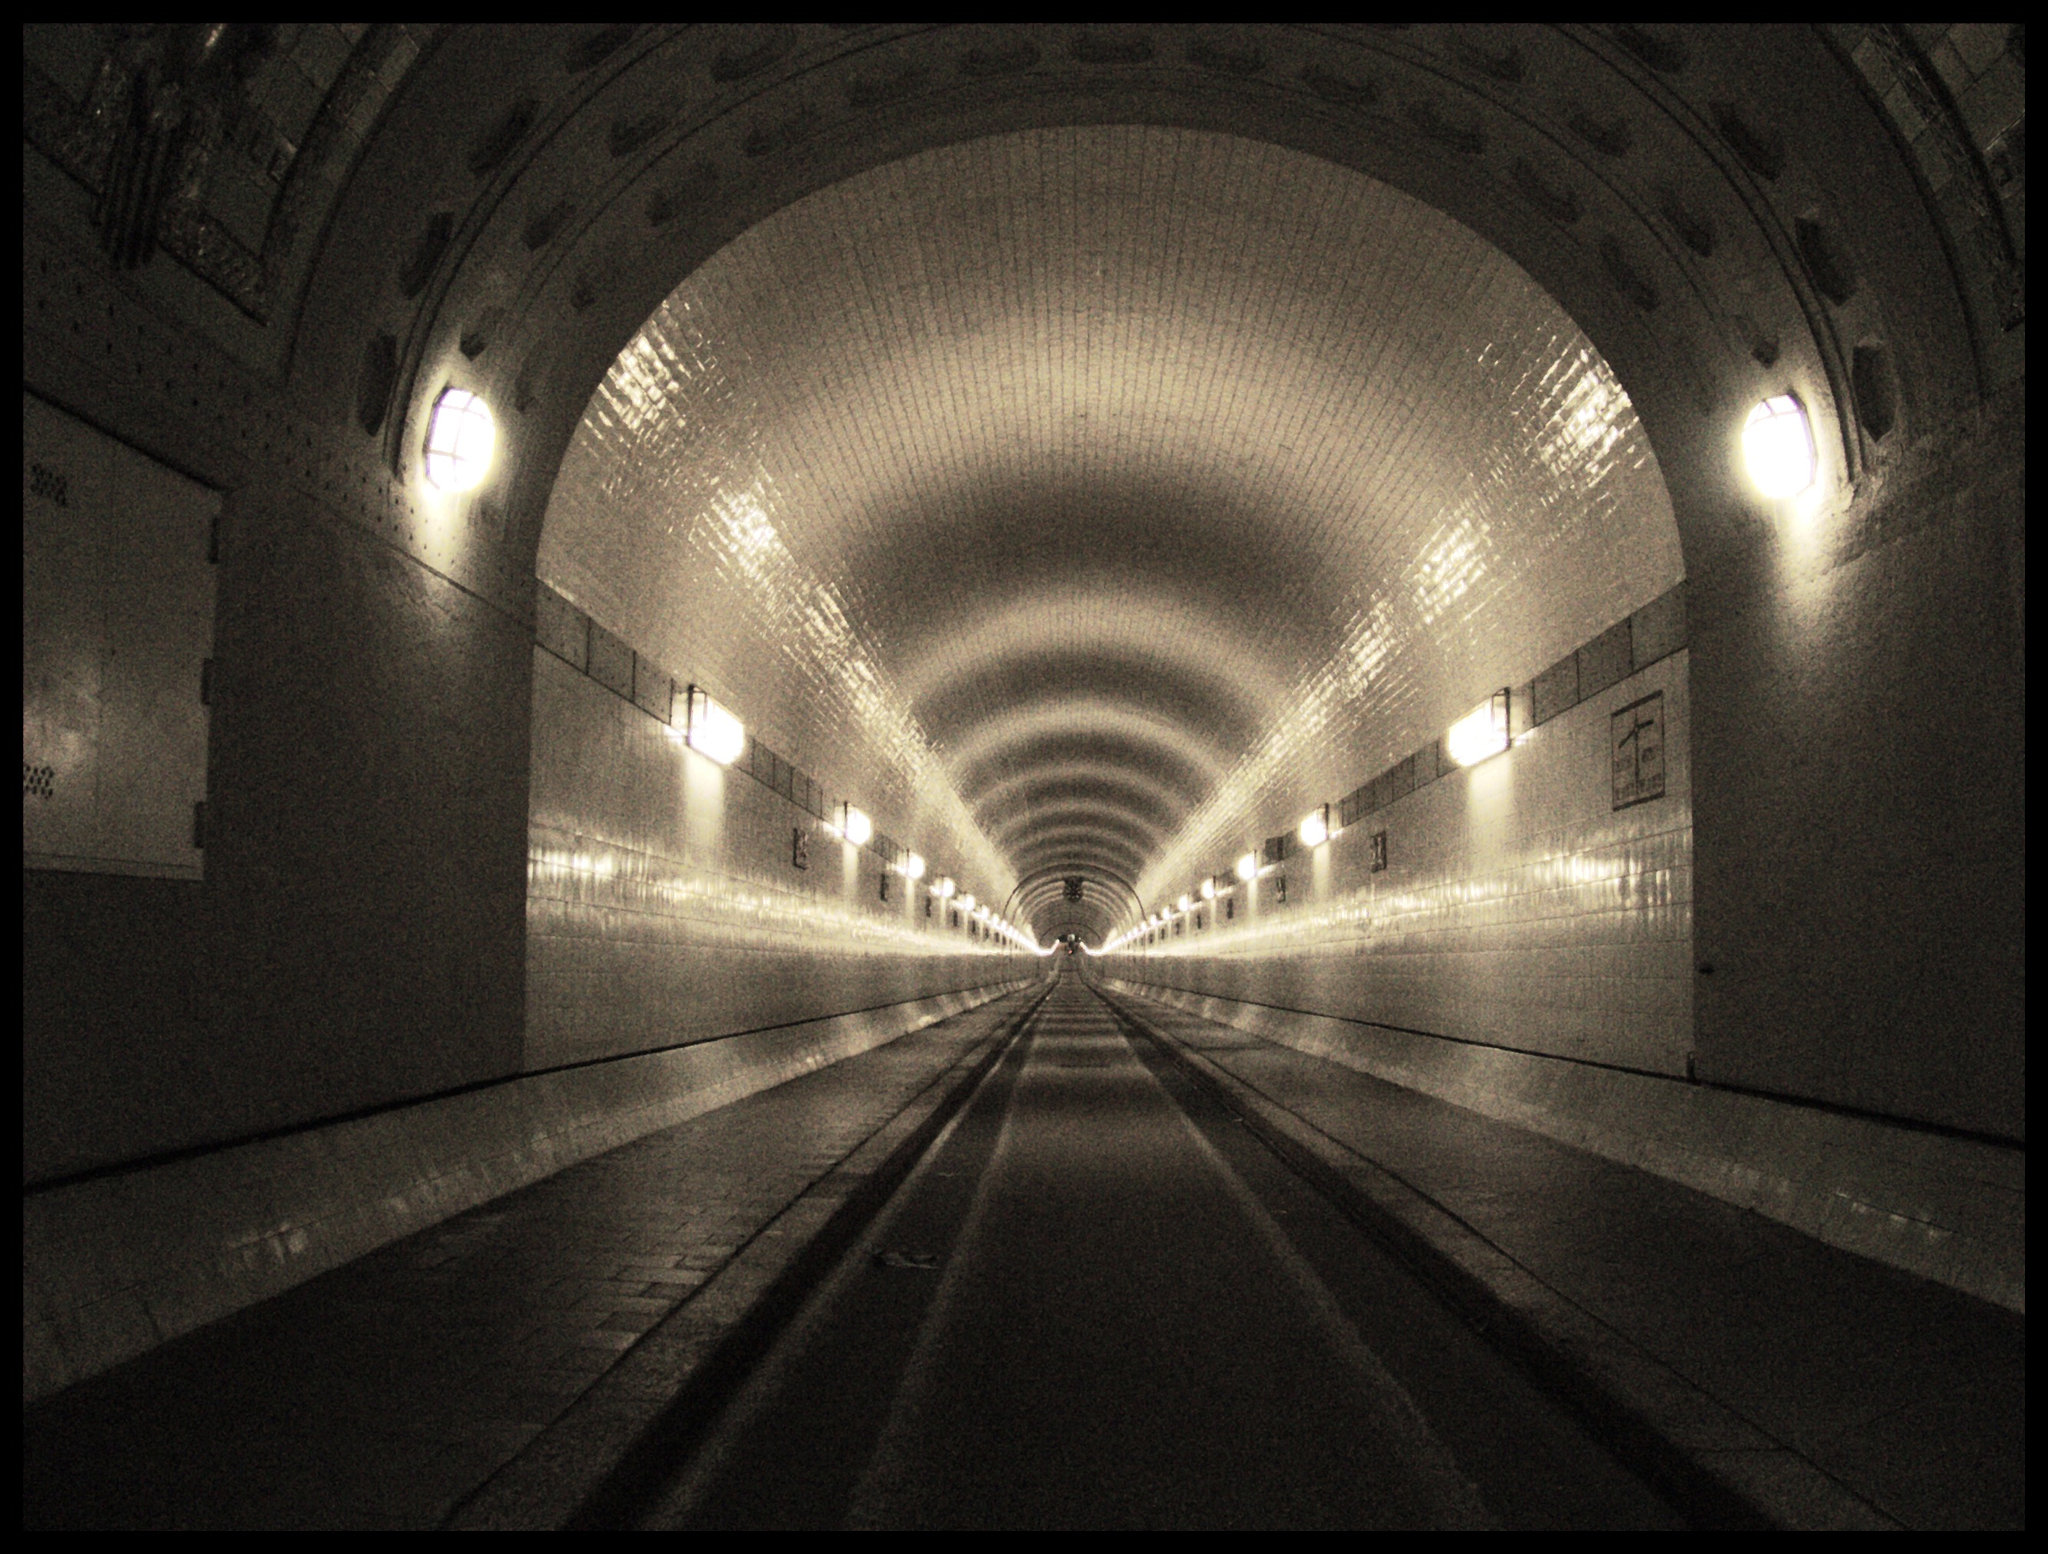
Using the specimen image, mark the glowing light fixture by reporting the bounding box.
[1200,878,1216,900]
[958,893,976,912]
[838,803,873,847]
[903,852,926,880]
[1446,690,1511,768]
[422,387,496,492]
[1299,806,1330,848]
[683,686,745,766]
[1236,852,1258,882]
[1742,394,1816,499]
[1178,894,1193,913]
[933,876,956,899]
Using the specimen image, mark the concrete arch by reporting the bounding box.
[987,801,1171,856]
[972,763,1188,835]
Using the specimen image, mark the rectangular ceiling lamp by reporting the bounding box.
[684,686,745,766]
[1298,805,1330,848]
[1446,690,1511,768]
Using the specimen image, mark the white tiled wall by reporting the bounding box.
[539,126,1683,947]
[1108,650,1691,1075]
[527,650,1029,1069]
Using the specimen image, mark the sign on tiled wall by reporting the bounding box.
[1610,691,1666,810]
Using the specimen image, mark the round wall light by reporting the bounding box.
[423,387,496,492]
[1742,394,1815,499]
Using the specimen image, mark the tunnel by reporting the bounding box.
[21,23,2025,1529]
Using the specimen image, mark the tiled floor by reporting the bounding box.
[22,990,1037,1529]
[21,978,2021,1530]
[1117,990,2025,1531]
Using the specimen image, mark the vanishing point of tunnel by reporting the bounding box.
[22,22,2025,1530]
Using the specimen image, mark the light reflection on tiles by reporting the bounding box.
[1111,655,1693,1074]
[537,125,1683,951]
[526,655,1022,1069]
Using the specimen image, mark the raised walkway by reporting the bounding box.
[1096,984,2023,1531]
[23,987,1045,1529]
[21,978,2022,1529]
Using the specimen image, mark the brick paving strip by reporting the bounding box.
[22,985,1047,1531]
[1096,987,2024,1532]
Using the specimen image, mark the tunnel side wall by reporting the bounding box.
[1111,648,1694,1077]
[526,649,1033,1068]
[1099,635,2022,1307]
[1690,385,2027,1143]
[21,471,535,1185]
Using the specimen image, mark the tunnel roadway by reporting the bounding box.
[624,970,1686,1530]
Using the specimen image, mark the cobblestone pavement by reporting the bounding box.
[22,989,1039,1530]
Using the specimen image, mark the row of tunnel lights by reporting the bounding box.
[422,388,1818,951]
[418,394,1046,948]
[1096,687,1523,952]
[678,689,1045,953]
[1099,401,1820,951]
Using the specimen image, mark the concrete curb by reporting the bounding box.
[445,983,1053,1530]
[1095,988,1900,1533]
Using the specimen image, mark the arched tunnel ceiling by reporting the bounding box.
[540,125,1682,941]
